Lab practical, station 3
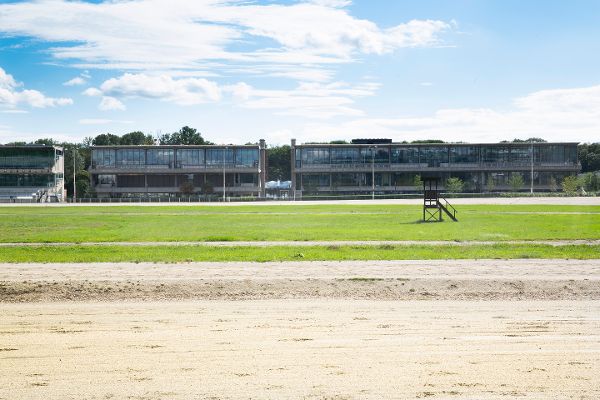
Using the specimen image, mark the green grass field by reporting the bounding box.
[1,204,599,243]
[0,244,598,263]
[1,204,598,262]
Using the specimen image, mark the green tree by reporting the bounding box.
[512,138,547,143]
[200,182,214,194]
[561,175,580,195]
[485,177,496,193]
[179,181,195,195]
[413,174,423,192]
[92,133,121,146]
[548,176,558,192]
[578,143,600,173]
[581,172,600,192]
[411,140,445,144]
[446,177,464,193]
[120,131,155,145]
[34,138,59,146]
[508,173,524,192]
[159,126,212,145]
[268,145,291,181]
[63,144,88,199]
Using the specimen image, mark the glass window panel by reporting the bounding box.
[360,147,389,163]
[449,146,478,163]
[116,149,145,166]
[482,146,509,163]
[419,146,448,167]
[391,147,419,164]
[510,146,531,163]
[331,148,360,164]
[147,149,174,167]
[302,148,330,165]
[236,149,259,167]
[206,148,234,165]
[0,147,54,169]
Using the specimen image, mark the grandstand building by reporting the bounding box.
[0,145,65,202]
[291,139,580,197]
[89,140,267,198]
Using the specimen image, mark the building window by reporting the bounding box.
[206,148,234,165]
[92,149,116,167]
[0,147,55,169]
[147,149,174,167]
[331,148,360,164]
[450,146,479,163]
[176,149,204,167]
[116,149,145,166]
[391,147,419,164]
[419,147,448,167]
[302,148,330,165]
[236,149,259,167]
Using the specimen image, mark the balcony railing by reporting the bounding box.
[91,162,259,170]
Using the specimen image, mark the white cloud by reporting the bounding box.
[100,73,222,105]
[99,96,126,111]
[226,81,380,118]
[79,118,133,125]
[294,84,600,144]
[63,76,86,86]
[86,72,378,118]
[0,67,73,108]
[0,0,451,78]
[82,87,102,97]
[1,109,28,114]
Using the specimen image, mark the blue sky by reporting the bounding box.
[1,0,600,145]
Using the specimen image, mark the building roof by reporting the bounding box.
[90,144,260,149]
[0,144,63,151]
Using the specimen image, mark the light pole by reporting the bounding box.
[530,142,534,194]
[72,147,77,203]
[222,146,227,201]
[370,146,376,200]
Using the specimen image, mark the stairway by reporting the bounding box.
[438,197,458,221]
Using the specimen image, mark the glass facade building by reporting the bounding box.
[0,145,65,202]
[291,140,580,196]
[90,141,266,197]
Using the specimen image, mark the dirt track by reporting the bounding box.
[1,260,599,399]
[2,260,599,302]
[1,300,599,399]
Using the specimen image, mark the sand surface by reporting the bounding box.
[2,260,599,399]
[2,260,600,302]
[1,300,599,399]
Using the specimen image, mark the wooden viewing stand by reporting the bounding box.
[423,177,458,222]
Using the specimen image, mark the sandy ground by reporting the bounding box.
[1,300,599,399]
[2,260,599,399]
[0,196,599,206]
[1,260,600,302]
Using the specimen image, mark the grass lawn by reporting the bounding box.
[0,204,599,243]
[0,244,598,262]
